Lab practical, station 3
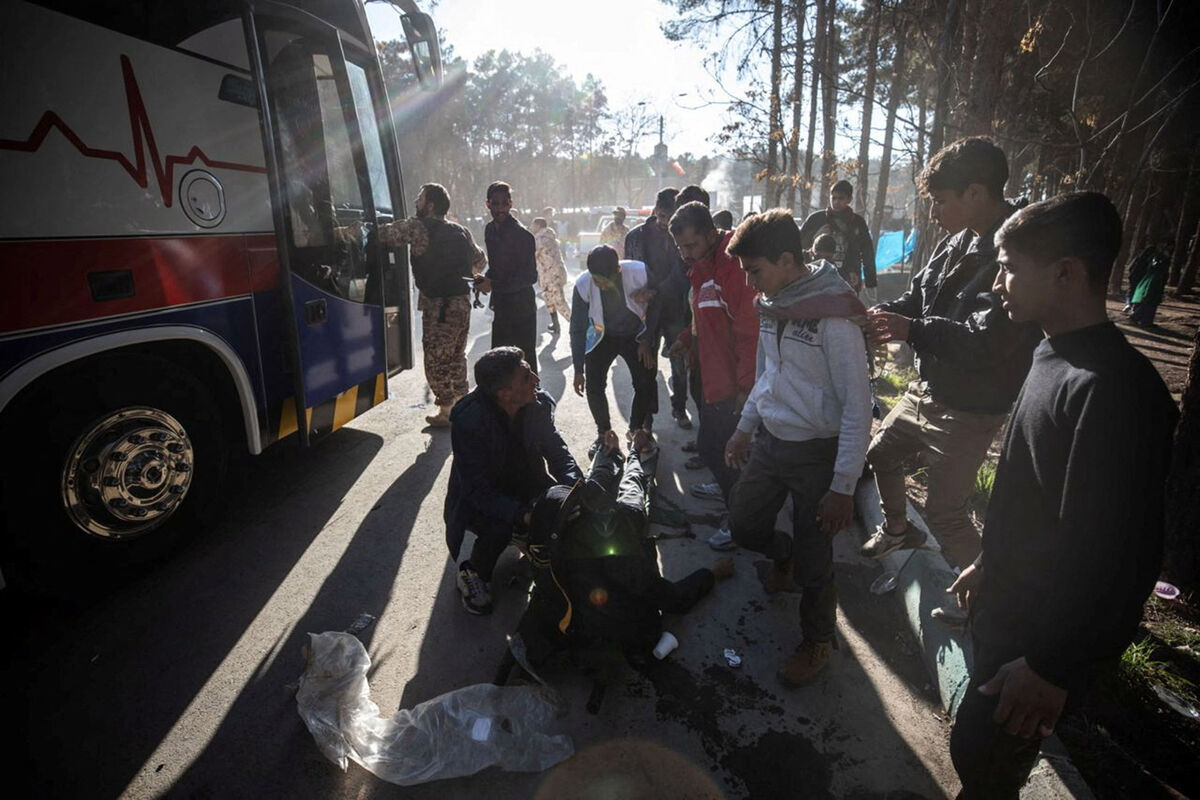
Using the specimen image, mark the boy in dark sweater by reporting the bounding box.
[947,192,1178,798]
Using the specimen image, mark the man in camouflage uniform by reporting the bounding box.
[600,206,629,258]
[532,216,571,333]
[380,183,485,427]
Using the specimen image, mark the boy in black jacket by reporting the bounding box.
[947,192,1178,798]
[862,139,1044,604]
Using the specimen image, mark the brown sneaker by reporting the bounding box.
[778,640,832,687]
[763,559,793,594]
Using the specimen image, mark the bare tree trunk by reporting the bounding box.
[911,74,933,271]
[1111,176,1152,295]
[1171,148,1199,286]
[872,20,908,247]
[785,1,807,213]
[856,0,882,216]
[930,0,963,157]
[916,77,929,169]
[1179,213,1200,294]
[766,0,785,207]
[958,0,978,103]
[963,0,1006,136]
[802,0,826,217]
[1164,326,1200,594]
[1146,183,1171,246]
[820,2,839,200]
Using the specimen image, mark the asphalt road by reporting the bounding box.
[9,261,960,799]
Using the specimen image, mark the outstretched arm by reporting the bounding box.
[377,217,430,257]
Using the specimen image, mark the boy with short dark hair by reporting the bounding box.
[862,139,1043,617]
[947,192,1178,797]
[723,209,872,686]
[570,245,655,445]
[812,233,837,263]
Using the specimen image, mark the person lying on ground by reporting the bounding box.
[513,430,733,668]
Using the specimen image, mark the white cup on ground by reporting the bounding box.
[652,631,679,660]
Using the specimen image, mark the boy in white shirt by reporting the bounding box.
[724,209,873,686]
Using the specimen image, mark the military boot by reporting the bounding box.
[777,640,832,687]
[425,403,453,428]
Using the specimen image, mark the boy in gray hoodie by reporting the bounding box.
[724,210,873,686]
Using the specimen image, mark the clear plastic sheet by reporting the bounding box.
[296,632,574,785]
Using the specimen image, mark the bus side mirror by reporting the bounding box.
[401,12,442,90]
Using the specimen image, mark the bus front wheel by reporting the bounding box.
[1,355,229,592]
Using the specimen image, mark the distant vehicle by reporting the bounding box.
[0,0,442,587]
[579,208,653,254]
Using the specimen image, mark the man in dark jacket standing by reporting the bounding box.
[445,347,581,615]
[947,192,1176,798]
[625,187,694,429]
[480,181,539,372]
[861,139,1043,611]
[799,180,877,299]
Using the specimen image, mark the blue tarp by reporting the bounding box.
[877,229,918,272]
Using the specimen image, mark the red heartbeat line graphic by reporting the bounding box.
[0,54,267,207]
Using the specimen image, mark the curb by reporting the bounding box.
[853,477,1095,800]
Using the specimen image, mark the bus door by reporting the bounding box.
[251,4,410,446]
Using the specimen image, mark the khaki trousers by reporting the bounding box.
[866,382,1005,570]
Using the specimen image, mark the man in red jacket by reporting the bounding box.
[667,202,760,547]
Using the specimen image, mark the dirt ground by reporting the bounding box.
[1107,293,1200,401]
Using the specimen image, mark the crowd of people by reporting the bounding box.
[379,135,1177,798]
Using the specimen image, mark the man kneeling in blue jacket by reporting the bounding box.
[445,347,582,615]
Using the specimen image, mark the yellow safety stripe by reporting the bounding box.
[332,386,357,431]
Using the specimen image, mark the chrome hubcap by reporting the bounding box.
[61,407,195,540]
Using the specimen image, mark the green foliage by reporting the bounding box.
[1147,598,1200,651]
[873,370,907,397]
[974,460,997,503]
[1119,638,1197,702]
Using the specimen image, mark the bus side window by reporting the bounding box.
[345,60,398,307]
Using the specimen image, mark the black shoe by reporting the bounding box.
[672,409,693,429]
[587,435,605,459]
[457,567,493,615]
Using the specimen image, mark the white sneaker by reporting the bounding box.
[690,481,724,501]
[707,527,736,551]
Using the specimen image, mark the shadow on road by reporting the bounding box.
[12,426,430,798]
[167,434,452,797]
